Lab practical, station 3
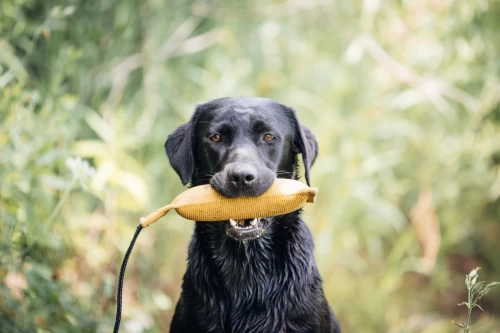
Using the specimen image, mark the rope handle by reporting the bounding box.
[139,204,172,228]
[113,225,143,333]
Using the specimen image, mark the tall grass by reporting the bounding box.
[1,0,500,332]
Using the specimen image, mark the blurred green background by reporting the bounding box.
[1,0,500,332]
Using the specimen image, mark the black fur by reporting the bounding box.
[166,97,341,333]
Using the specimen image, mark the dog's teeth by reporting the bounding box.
[230,219,237,226]
[250,219,257,226]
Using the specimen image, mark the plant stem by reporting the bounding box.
[22,177,78,256]
[465,285,472,333]
[45,177,78,228]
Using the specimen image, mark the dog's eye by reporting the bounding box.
[263,134,275,142]
[209,134,222,142]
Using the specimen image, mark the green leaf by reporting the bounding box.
[485,282,500,290]
[471,281,486,294]
[479,289,489,297]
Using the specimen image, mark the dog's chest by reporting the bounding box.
[186,234,316,332]
[197,271,312,333]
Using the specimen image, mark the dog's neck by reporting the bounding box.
[180,199,324,332]
[186,212,317,298]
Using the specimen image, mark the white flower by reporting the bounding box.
[65,156,95,190]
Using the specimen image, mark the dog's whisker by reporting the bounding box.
[196,172,216,176]
[197,120,213,125]
[196,175,214,179]
[276,170,295,177]
[196,173,216,179]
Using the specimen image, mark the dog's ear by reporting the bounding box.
[165,107,201,185]
[288,107,319,186]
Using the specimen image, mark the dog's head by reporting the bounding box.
[165,97,318,241]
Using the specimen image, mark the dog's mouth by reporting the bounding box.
[226,218,264,241]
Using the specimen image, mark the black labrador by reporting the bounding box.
[166,97,341,333]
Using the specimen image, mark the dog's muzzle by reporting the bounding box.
[226,218,265,241]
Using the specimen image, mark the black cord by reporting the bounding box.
[113,225,143,333]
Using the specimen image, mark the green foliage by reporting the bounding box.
[1,0,500,332]
[453,268,500,333]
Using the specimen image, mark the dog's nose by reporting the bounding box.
[227,165,257,188]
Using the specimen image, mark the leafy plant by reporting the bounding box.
[452,268,500,333]
[2,0,500,331]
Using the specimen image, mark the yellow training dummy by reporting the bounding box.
[140,179,317,227]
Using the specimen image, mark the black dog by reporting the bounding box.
[166,97,340,333]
